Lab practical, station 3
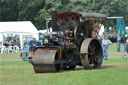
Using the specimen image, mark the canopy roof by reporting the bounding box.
[57,12,82,21]
[0,21,38,33]
[80,13,107,18]
[57,12,106,21]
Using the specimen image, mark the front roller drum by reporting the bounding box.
[32,49,61,73]
[80,38,103,69]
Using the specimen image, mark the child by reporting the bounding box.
[102,35,112,60]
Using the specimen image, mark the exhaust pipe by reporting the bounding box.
[51,8,57,32]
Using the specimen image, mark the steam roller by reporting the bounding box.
[31,9,106,73]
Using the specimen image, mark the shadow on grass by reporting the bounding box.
[75,67,84,70]
[100,65,114,69]
[33,65,115,73]
[74,65,115,71]
[63,65,115,73]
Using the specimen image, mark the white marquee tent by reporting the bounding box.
[0,21,38,33]
[0,21,39,47]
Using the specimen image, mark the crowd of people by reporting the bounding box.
[116,32,128,53]
[3,40,20,47]
[91,28,128,60]
[91,30,112,60]
[1,39,20,53]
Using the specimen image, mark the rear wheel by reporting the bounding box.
[80,38,103,69]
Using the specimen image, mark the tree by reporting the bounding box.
[0,0,128,29]
[0,0,18,21]
[34,8,50,30]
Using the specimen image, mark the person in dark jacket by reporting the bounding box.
[29,38,38,56]
[3,41,9,48]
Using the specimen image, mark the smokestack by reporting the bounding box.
[51,8,57,32]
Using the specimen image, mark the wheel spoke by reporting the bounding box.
[94,57,98,64]
[88,55,99,67]
[89,45,93,52]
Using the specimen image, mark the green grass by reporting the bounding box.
[108,43,128,57]
[0,53,21,60]
[1,59,128,85]
[0,43,128,85]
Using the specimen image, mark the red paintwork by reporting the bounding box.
[57,12,82,21]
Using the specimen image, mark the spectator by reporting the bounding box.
[97,35,102,43]
[29,38,38,57]
[98,24,104,35]
[9,40,13,46]
[117,32,121,52]
[91,31,97,38]
[3,41,9,48]
[124,33,128,53]
[14,40,20,46]
[102,35,112,60]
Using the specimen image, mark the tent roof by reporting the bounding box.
[0,21,38,33]
[107,17,123,19]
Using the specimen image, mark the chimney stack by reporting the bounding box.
[51,8,57,32]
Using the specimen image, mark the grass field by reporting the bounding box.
[0,43,128,85]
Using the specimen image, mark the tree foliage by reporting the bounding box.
[0,0,128,30]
